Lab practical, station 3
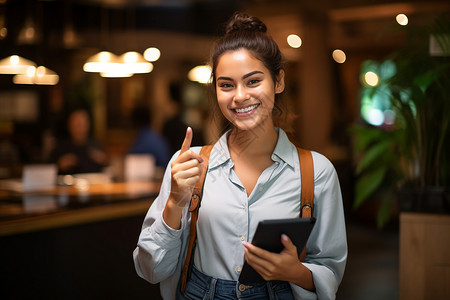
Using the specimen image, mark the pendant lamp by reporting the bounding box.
[0,55,37,74]
[13,66,59,85]
[83,51,120,73]
[119,51,153,74]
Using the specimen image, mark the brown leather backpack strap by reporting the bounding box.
[297,147,314,261]
[180,145,213,294]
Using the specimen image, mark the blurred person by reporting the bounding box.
[162,82,205,155]
[128,104,170,168]
[49,107,108,175]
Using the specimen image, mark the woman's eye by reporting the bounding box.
[248,79,260,85]
[219,83,233,88]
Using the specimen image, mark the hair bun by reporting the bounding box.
[225,12,267,35]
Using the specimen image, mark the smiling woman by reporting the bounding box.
[133,11,347,300]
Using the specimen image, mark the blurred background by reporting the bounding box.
[0,0,449,299]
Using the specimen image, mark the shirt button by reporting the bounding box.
[259,187,263,192]
[272,154,276,160]
[236,266,242,273]
[240,235,245,241]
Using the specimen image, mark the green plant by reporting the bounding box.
[352,14,450,227]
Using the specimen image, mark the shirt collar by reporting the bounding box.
[208,131,232,170]
[272,128,297,169]
[208,128,297,170]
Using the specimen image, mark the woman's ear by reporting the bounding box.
[275,70,285,94]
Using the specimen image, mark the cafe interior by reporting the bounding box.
[1,0,449,299]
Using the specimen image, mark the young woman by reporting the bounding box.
[134,12,347,300]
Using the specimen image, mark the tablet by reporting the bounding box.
[238,217,316,283]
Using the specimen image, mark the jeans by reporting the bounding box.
[184,266,295,300]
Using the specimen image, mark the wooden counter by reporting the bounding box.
[0,181,163,299]
[0,181,160,236]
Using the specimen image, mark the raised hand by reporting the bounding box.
[163,127,204,229]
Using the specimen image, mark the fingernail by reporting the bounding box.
[281,234,288,241]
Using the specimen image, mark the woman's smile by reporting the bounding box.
[232,104,260,116]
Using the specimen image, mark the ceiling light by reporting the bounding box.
[143,47,161,62]
[396,14,408,26]
[332,49,346,63]
[83,51,119,73]
[119,51,153,74]
[17,17,37,45]
[100,64,133,78]
[13,66,59,85]
[287,34,302,48]
[188,65,212,84]
[0,55,37,74]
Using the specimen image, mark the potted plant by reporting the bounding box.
[351,13,450,227]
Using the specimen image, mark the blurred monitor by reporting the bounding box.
[22,164,57,191]
[124,154,155,182]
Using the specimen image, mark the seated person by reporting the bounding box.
[128,105,170,168]
[49,108,108,175]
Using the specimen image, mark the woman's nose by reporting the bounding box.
[233,85,249,101]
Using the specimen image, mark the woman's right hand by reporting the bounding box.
[163,127,204,229]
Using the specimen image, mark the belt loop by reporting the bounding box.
[267,281,277,300]
[206,277,217,300]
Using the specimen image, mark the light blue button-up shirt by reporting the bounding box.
[133,128,347,300]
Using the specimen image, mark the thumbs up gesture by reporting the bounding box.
[164,127,204,229]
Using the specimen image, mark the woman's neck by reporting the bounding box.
[228,124,278,158]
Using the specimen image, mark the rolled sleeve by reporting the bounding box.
[290,152,347,299]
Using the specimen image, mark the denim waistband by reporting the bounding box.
[188,265,293,298]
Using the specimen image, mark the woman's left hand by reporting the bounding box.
[243,234,315,290]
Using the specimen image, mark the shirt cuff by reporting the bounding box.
[149,211,183,246]
[303,262,338,300]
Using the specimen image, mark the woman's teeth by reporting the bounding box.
[235,104,258,113]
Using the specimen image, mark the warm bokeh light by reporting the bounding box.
[332,49,346,63]
[119,51,153,74]
[363,71,379,86]
[13,66,59,85]
[0,55,37,74]
[396,14,408,26]
[188,65,212,84]
[143,47,161,62]
[100,69,133,78]
[83,51,119,73]
[287,34,302,48]
[0,27,7,39]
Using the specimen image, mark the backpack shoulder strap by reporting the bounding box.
[297,147,314,262]
[180,145,213,294]
[297,147,314,218]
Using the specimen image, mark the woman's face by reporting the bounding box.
[215,48,284,133]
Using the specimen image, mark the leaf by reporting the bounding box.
[377,196,393,228]
[350,126,385,152]
[354,167,388,209]
[356,140,393,175]
[414,63,450,93]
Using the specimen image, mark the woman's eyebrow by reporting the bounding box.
[243,70,264,79]
[216,71,264,82]
[216,76,232,81]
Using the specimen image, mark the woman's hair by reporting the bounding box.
[208,11,291,134]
